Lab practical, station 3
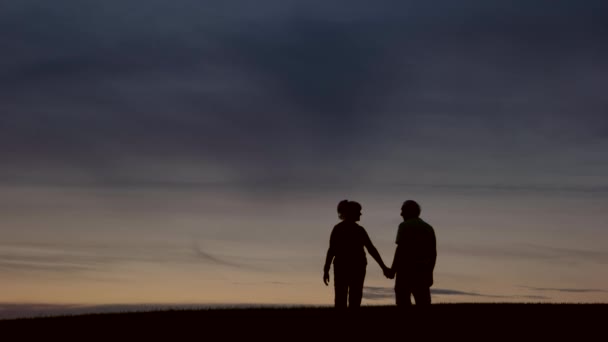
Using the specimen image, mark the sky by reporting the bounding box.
[1,0,608,317]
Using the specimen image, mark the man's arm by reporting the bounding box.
[429,228,437,270]
[389,224,405,278]
[390,244,402,272]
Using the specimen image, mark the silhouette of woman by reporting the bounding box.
[323,200,391,308]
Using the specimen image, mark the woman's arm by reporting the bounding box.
[323,229,336,285]
[363,229,389,272]
[324,247,334,274]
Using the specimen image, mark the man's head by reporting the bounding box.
[401,200,421,220]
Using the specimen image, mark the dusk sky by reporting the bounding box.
[1,1,607,316]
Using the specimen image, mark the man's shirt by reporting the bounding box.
[395,217,437,286]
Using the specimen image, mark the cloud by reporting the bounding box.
[520,286,607,293]
[192,242,266,271]
[0,242,193,277]
[362,286,522,300]
[518,295,551,300]
[0,240,279,279]
[362,286,394,300]
[431,288,507,298]
[0,244,119,275]
[431,289,489,297]
[444,244,608,265]
[1,1,607,190]
[231,281,291,286]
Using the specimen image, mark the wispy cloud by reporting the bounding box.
[431,288,508,298]
[362,287,394,300]
[444,243,608,265]
[232,281,291,286]
[363,287,550,301]
[0,242,191,277]
[192,242,265,271]
[362,287,504,300]
[0,245,118,275]
[520,286,607,293]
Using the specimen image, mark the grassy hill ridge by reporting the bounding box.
[1,304,605,341]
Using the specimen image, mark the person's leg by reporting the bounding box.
[412,287,431,306]
[394,273,412,307]
[395,287,412,307]
[348,267,366,308]
[334,267,348,308]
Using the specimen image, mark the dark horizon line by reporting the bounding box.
[3,302,607,321]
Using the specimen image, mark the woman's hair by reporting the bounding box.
[337,200,349,219]
[337,200,361,220]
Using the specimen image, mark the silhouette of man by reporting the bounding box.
[389,200,437,306]
[323,200,392,308]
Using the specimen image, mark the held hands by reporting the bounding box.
[382,266,395,279]
[323,271,330,286]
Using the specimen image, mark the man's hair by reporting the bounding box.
[347,201,362,214]
[401,200,421,218]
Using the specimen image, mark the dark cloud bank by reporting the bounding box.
[363,286,550,301]
[520,286,607,294]
[1,1,607,190]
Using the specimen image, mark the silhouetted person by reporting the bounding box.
[389,200,437,306]
[323,200,391,308]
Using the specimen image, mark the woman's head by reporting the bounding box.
[337,200,362,222]
[337,200,349,220]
